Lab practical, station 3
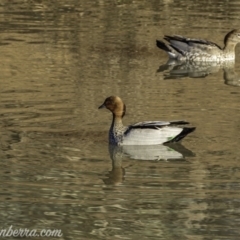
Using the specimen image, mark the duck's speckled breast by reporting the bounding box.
[109,125,128,145]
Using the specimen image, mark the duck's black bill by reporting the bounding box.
[98,103,106,109]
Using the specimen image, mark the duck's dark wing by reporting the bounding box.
[166,127,196,143]
[131,121,170,128]
[164,35,223,50]
[126,120,189,131]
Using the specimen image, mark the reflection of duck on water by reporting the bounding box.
[157,59,235,79]
[120,144,194,161]
[157,60,240,87]
[103,145,125,185]
[223,66,240,87]
[103,144,195,185]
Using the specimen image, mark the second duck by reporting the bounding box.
[156,29,240,62]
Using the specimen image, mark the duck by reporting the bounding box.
[156,29,240,62]
[98,96,195,145]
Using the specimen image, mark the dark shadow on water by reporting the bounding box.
[157,60,240,87]
[103,143,195,185]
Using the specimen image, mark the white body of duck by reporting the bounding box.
[156,29,240,62]
[98,96,195,145]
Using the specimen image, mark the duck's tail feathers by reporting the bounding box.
[170,120,190,125]
[156,40,172,53]
[167,127,196,143]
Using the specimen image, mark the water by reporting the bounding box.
[1,0,240,239]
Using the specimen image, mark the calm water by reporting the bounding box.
[1,0,240,239]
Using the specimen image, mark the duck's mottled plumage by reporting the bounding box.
[156,29,240,62]
[98,96,195,145]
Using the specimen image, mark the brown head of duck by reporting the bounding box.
[98,96,126,119]
[223,29,240,54]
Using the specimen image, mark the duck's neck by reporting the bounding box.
[111,114,124,130]
[109,114,125,144]
[223,42,237,57]
[111,103,126,131]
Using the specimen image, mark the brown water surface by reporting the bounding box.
[1,0,240,239]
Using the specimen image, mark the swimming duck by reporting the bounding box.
[156,29,240,62]
[98,96,195,145]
